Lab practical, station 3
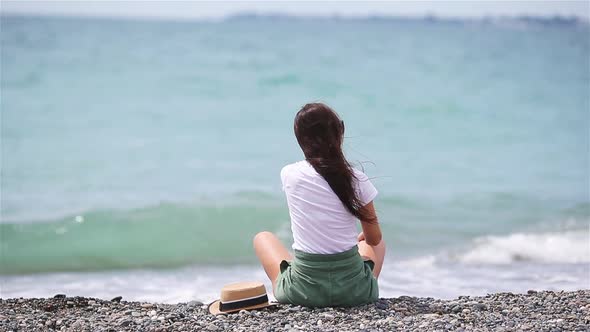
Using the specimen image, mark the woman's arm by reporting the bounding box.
[358,201,382,246]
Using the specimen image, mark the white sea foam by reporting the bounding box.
[396,255,437,269]
[0,265,271,304]
[2,239,589,303]
[456,230,590,265]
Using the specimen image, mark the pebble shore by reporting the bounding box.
[1,290,588,331]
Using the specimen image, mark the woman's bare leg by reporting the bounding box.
[357,232,386,278]
[253,231,292,291]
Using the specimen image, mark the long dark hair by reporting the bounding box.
[294,102,375,223]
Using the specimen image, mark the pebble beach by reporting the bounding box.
[1,290,588,331]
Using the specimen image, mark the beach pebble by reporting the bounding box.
[375,301,388,310]
[321,313,335,320]
[474,303,487,311]
[187,300,203,307]
[206,323,220,331]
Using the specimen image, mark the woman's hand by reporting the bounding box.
[357,232,366,242]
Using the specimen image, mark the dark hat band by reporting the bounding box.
[219,294,269,312]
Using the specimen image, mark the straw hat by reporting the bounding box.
[208,281,276,315]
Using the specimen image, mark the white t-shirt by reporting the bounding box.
[280,160,378,254]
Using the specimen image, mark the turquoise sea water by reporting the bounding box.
[1,15,589,302]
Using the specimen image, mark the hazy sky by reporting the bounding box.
[1,1,589,20]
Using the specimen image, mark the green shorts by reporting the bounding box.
[274,245,379,307]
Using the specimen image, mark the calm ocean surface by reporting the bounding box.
[1,15,589,303]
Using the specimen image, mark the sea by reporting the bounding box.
[1,14,589,303]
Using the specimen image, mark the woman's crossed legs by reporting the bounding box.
[253,231,386,292]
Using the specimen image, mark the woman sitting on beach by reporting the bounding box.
[254,102,385,307]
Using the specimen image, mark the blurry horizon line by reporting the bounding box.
[2,11,589,25]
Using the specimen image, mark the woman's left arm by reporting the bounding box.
[359,201,382,246]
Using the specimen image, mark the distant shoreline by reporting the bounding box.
[227,12,589,26]
[2,290,588,331]
[1,12,588,27]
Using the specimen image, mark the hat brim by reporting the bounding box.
[208,300,277,315]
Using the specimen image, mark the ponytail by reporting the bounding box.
[294,103,376,223]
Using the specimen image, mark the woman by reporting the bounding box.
[254,102,386,307]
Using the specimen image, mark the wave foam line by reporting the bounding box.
[456,230,590,264]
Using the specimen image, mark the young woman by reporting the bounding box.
[254,102,386,307]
